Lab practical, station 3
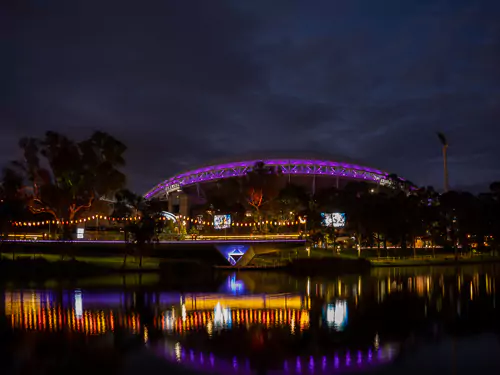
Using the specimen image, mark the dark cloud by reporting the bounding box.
[4,0,500,194]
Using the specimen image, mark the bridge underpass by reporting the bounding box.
[214,242,304,267]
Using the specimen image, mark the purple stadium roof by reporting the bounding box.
[144,158,395,199]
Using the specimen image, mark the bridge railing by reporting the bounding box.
[192,234,302,241]
[2,233,304,243]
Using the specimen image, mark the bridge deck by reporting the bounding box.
[3,239,305,244]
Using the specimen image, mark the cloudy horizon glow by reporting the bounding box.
[5,0,500,193]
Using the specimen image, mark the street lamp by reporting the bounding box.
[437,132,449,193]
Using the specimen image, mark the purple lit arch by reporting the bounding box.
[144,159,394,199]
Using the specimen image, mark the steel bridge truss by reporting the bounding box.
[144,159,391,199]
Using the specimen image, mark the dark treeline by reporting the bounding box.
[1,131,500,257]
[193,165,500,256]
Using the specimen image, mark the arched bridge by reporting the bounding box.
[144,158,396,199]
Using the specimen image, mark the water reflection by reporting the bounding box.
[158,341,396,374]
[6,291,125,335]
[5,290,314,335]
[2,266,499,374]
[325,301,347,330]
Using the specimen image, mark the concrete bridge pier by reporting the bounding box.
[215,242,303,267]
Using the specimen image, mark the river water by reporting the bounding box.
[1,265,499,374]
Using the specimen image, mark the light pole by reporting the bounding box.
[438,132,456,259]
[437,132,449,193]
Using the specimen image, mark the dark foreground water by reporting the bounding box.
[1,265,500,375]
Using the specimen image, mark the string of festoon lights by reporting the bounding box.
[11,215,139,227]
[177,215,307,227]
[11,214,307,227]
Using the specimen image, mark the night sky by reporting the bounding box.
[6,0,500,194]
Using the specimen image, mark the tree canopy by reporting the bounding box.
[6,131,127,222]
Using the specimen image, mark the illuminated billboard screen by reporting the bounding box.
[321,212,346,228]
[214,214,231,229]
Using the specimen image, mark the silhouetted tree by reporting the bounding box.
[0,168,27,235]
[113,191,166,267]
[202,178,246,216]
[440,191,481,257]
[9,131,126,225]
[275,183,309,217]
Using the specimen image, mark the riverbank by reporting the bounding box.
[368,254,500,267]
[308,248,500,268]
[3,240,500,278]
[287,256,372,274]
[0,255,214,282]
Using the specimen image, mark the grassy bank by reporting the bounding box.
[0,256,110,280]
[0,253,214,283]
[368,254,500,267]
[300,247,500,267]
[1,252,160,270]
[0,240,229,264]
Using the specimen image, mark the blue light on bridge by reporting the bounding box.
[215,244,250,266]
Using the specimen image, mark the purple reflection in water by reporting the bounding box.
[154,344,399,375]
[158,293,183,305]
[61,291,128,311]
[82,293,125,305]
[233,357,238,371]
